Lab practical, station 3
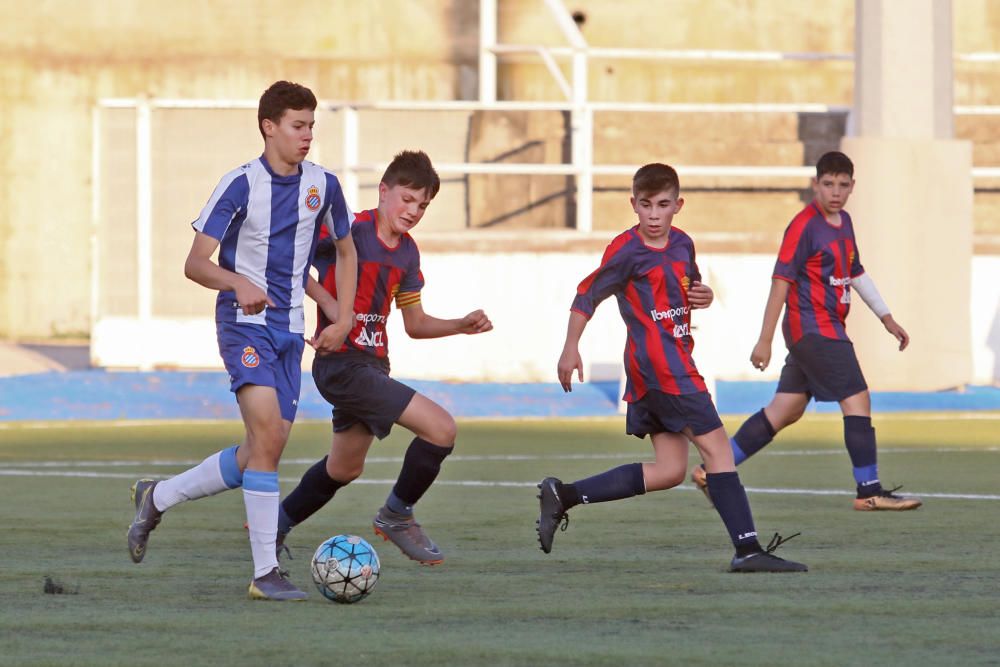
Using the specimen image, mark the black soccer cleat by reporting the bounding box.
[536,477,570,554]
[729,532,808,573]
[127,479,163,563]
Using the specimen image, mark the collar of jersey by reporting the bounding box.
[258,154,302,183]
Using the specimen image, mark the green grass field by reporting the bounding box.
[1,415,998,666]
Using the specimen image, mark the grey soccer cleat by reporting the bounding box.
[127,479,163,563]
[373,506,444,565]
[248,567,308,601]
[536,477,569,554]
[729,532,808,573]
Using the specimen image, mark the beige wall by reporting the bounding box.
[2,0,1000,339]
[0,1,478,338]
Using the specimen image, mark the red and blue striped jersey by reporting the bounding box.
[572,226,707,401]
[314,209,424,359]
[773,202,865,346]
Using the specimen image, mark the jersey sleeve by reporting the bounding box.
[571,238,631,319]
[689,239,702,284]
[321,172,354,241]
[773,217,812,283]
[395,242,425,309]
[846,218,866,278]
[192,170,250,241]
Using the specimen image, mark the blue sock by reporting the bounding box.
[564,463,646,510]
[844,416,882,497]
[706,471,761,554]
[219,445,243,489]
[731,409,776,464]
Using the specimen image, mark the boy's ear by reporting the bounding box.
[675,197,685,212]
[629,195,637,212]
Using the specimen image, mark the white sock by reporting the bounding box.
[243,469,280,579]
[152,446,242,512]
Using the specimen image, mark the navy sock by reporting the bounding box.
[280,456,347,530]
[706,471,761,554]
[731,409,776,464]
[563,463,646,510]
[389,437,452,512]
[844,416,882,497]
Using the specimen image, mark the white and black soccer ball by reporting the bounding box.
[310,534,380,604]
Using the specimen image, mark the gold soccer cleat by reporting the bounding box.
[853,486,923,511]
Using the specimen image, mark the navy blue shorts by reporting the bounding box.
[777,334,868,402]
[312,351,416,440]
[625,390,724,438]
[216,321,304,422]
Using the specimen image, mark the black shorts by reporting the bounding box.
[777,334,868,402]
[312,351,416,440]
[625,390,724,439]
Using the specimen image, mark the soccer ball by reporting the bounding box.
[310,534,381,604]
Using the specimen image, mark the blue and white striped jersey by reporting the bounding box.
[192,156,353,333]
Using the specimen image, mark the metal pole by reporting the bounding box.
[479,0,497,102]
[136,96,154,370]
[90,106,101,365]
[342,106,360,210]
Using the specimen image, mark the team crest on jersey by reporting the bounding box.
[849,250,855,266]
[681,275,691,292]
[305,185,321,211]
[241,346,260,368]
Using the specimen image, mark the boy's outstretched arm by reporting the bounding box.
[401,303,493,339]
[879,314,909,351]
[305,275,338,323]
[309,233,357,354]
[851,272,909,351]
[557,311,589,392]
[305,275,345,354]
[750,278,791,371]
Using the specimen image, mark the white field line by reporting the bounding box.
[1,445,997,470]
[2,412,1000,430]
[0,468,998,501]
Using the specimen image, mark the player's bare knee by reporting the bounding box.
[326,457,364,482]
[782,409,805,427]
[426,415,457,447]
[643,464,685,491]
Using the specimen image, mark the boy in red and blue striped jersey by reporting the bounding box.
[537,163,807,573]
[278,150,493,565]
[691,151,921,512]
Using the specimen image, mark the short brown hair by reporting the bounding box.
[381,150,441,199]
[632,163,680,198]
[257,81,317,139]
[816,151,854,178]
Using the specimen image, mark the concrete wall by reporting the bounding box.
[4,0,1000,345]
[0,0,478,339]
[92,251,1000,388]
